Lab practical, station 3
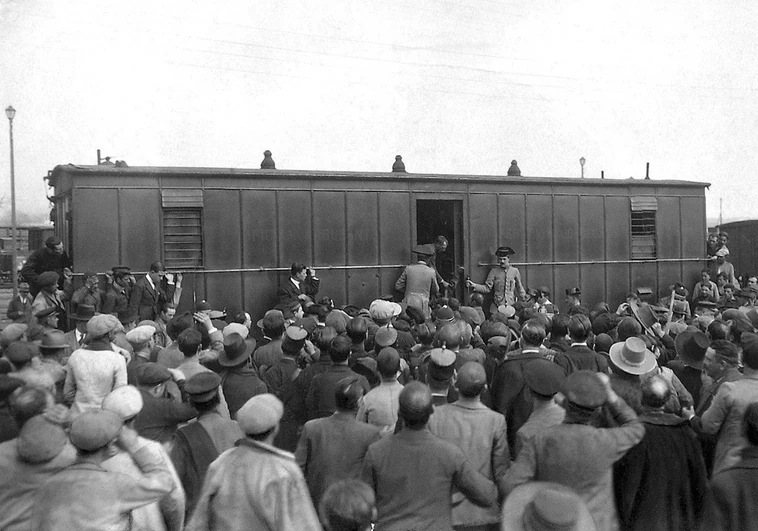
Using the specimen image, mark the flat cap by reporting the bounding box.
[136,362,171,386]
[459,306,483,327]
[223,322,249,339]
[185,372,221,402]
[369,300,401,321]
[563,371,607,409]
[3,323,30,346]
[524,359,566,397]
[34,307,59,319]
[102,385,144,420]
[237,394,284,435]
[137,320,158,330]
[125,325,155,345]
[325,311,349,334]
[18,416,69,464]
[37,271,60,288]
[69,410,122,451]
[374,327,398,348]
[18,282,29,291]
[456,362,487,395]
[4,342,32,365]
[413,244,435,257]
[86,314,120,339]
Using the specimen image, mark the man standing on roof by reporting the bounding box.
[466,246,526,314]
[395,244,439,320]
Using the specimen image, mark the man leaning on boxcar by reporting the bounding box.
[277,263,320,308]
[21,236,72,297]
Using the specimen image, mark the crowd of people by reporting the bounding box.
[1,233,758,530]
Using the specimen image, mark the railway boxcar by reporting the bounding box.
[46,156,709,320]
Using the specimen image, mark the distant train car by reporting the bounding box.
[46,156,709,320]
[717,219,758,281]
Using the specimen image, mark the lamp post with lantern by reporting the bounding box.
[579,157,585,179]
[5,105,17,297]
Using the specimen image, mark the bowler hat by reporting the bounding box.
[72,304,97,321]
[69,410,122,451]
[675,330,709,369]
[237,394,283,435]
[495,246,515,258]
[609,337,656,375]
[413,244,435,257]
[524,359,566,397]
[185,372,222,402]
[219,333,255,367]
[501,482,596,531]
[37,271,59,289]
[563,371,606,409]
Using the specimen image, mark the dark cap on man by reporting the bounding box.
[427,347,456,381]
[69,410,123,451]
[136,362,171,386]
[456,362,487,396]
[37,271,59,289]
[495,246,515,258]
[185,372,222,402]
[563,371,606,409]
[524,359,566,397]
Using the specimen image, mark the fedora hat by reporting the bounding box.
[609,337,657,375]
[219,333,256,367]
[501,482,596,531]
[675,329,709,370]
[38,330,70,351]
[72,304,97,322]
[629,300,657,334]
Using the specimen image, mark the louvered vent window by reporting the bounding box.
[630,197,657,260]
[162,190,203,269]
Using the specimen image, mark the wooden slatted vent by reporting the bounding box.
[162,190,203,269]
[630,197,657,259]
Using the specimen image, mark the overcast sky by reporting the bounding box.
[0,0,755,226]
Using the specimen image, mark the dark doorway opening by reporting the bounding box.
[416,199,464,301]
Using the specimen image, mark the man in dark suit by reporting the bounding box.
[277,263,319,308]
[129,261,176,322]
[20,236,72,297]
[554,314,609,375]
[362,381,497,531]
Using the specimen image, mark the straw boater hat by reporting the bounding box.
[501,482,596,531]
[609,337,657,375]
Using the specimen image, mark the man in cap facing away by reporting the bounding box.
[171,372,243,520]
[504,371,644,531]
[63,314,128,418]
[362,381,497,531]
[427,362,508,531]
[466,246,526,314]
[295,376,382,505]
[102,385,186,531]
[133,362,197,443]
[0,416,77,531]
[186,394,321,531]
[32,409,175,531]
[395,244,439,320]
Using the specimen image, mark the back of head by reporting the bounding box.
[334,376,365,411]
[347,317,368,343]
[262,310,286,338]
[521,320,546,347]
[742,335,758,370]
[9,386,51,428]
[530,312,551,332]
[398,381,433,428]
[314,326,339,354]
[707,319,730,341]
[435,324,461,350]
[745,403,758,446]
[415,321,436,345]
[456,362,487,398]
[711,339,740,368]
[319,479,376,531]
[551,313,570,338]
[330,335,352,363]
[568,314,591,342]
[177,328,203,357]
[166,312,195,341]
[617,317,642,342]
[377,347,401,378]
[641,375,671,409]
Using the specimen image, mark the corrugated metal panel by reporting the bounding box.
[121,189,161,267]
[314,191,347,302]
[347,192,378,266]
[553,196,579,310]
[278,191,312,267]
[73,188,119,272]
[379,193,411,296]
[242,190,277,267]
[605,196,630,305]
[161,189,204,208]
[204,190,241,269]
[469,194,497,278]
[163,209,203,269]
[630,196,658,211]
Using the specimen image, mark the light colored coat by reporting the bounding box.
[395,261,438,319]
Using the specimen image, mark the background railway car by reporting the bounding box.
[46,155,709,320]
[717,219,758,282]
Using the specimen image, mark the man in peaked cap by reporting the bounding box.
[171,372,244,520]
[428,362,508,530]
[63,314,128,418]
[33,409,174,531]
[505,371,644,531]
[0,415,77,531]
[362,381,498,531]
[102,385,186,531]
[186,394,322,531]
[125,324,158,385]
[425,347,457,406]
[133,362,197,443]
[260,325,308,397]
[395,244,439,320]
[6,281,33,323]
[467,245,526,316]
[513,359,567,459]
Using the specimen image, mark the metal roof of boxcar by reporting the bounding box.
[49,163,710,189]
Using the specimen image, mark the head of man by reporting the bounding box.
[749,276,758,290]
[45,236,64,256]
[641,375,671,411]
[177,328,203,358]
[135,362,172,398]
[125,325,155,353]
[520,320,546,349]
[456,362,487,399]
[319,479,376,531]
[398,381,434,429]
[707,232,718,248]
[291,263,307,282]
[703,339,740,380]
[237,394,283,442]
[377,347,401,380]
[334,376,365,413]
[9,385,54,429]
[719,231,729,246]
[742,336,758,372]
[159,303,176,324]
[148,261,166,284]
[434,235,448,254]
[37,308,59,329]
[568,314,591,343]
[700,269,711,284]
[86,314,120,344]
[69,409,123,460]
[330,335,352,364]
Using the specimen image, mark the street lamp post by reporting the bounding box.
[5,106,17,298]
[579,157,586,178]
